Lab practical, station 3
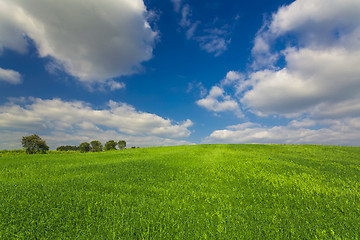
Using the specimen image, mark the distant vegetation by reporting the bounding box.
[0,149,26,157]
[58,140,128,153]
[1,144,359,239]
[56,145,79,151]
[20,134,130,154]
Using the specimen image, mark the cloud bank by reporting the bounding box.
[204,119,360,146]
[0,98,193,149]
[0,0,157,86]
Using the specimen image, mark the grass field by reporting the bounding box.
[1,144,360,239]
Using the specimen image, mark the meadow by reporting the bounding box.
[1,144,360,239]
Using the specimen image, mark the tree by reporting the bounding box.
[56,145,79,151]
[56,146,65,151]
[90,140,103,152]
[21,134,49,154]
[78,142,91,153]
[118,140,126,150]
[104,140,117,151]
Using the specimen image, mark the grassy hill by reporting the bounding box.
[1,144,360,239]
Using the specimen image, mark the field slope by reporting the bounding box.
[1,144,360,239]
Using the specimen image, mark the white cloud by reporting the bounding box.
[252,0,360,66]
[198,0,360,146]
[288,119,316,128]
[0,67,22,84]
[196,86,242,117]
[195,71,248,117]
[0,97,194,149]
[269,0,360,39]
[221,70,243,87]
[251,33,279,69]
[311,99,360,119]
[195,0,360,122]
[204,118,360,146]
[240,0,360,118]
[225,71,242,82]
[0,0,157,85]
[107,80,126,91]
[226,122,260,130]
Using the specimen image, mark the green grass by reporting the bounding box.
[1,144,360,239]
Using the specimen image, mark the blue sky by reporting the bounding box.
[1,0,360,149]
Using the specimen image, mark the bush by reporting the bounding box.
[0,149,26,157]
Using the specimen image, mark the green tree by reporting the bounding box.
[78,142,91,153]
[21,134,49,154]
[118,140,126,150]
[57,145,79,151]
[104,140,117,151]
[90,140,103,152]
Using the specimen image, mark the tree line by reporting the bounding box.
[70,140,127,153]
[21,134,128,154]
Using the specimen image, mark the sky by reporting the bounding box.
[1,0,360,149]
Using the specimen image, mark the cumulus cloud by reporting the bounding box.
[244,44,360,116]
[243,0,360,117]
[204,118,360,146]
[251,32,279,69]
[196,86,242,117]
[0,67,22,84]
[0,97,194,149]
[311,99,360,119]
[221,71,245,91]
[224,71,242,83]
[195,70,248,117]
[0,0,157,86]
[269,0,360,40]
